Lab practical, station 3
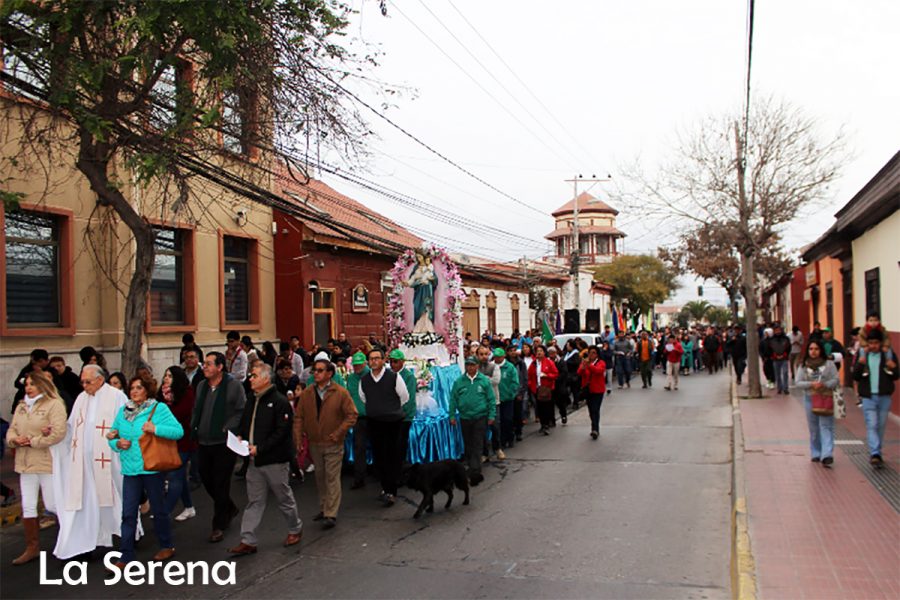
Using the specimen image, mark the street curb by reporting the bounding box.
[731,377,757,600]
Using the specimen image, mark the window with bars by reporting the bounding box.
[224,236,250,323]
[222,90,244,154]
[1,13,47,101]
[4,210,59,325]
[150,227,184,324]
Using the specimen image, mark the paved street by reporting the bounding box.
[1,371,733,599]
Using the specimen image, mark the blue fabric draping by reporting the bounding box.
[345,363,464,465]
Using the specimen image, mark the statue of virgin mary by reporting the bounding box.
[408,253,438,333]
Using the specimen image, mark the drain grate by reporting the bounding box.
[835,422,900,514]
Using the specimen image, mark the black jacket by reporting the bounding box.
[853,352,899,398]
[767,333,791,360]
[237,386,295,467]
[552,357,569,396]
[731,334,748,361]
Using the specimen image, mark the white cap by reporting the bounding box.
[314,351,330,362]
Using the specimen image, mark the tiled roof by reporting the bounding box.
[544,225,625,240]
[276,170,421,252]
[552,192,619,217]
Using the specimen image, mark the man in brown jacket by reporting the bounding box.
[294,358,358,528]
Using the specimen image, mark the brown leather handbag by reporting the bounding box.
[139,403,183,471]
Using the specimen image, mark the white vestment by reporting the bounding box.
[51,383,128,559]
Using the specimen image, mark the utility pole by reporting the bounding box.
[563,175,610,328]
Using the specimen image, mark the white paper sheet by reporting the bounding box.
[227,430,250,456]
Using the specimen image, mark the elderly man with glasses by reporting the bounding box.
[228,363,302,554]
[294,359,358,529]
[51,364,128,559]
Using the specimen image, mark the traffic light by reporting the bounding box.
[698,285,704,297]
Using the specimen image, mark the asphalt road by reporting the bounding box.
[1,370,733,599]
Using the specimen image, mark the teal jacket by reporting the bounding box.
[449,372,496,421]
[346,366,370,417]
[399,367,417,421]
[497,360,519,402]
[109,400,184,476]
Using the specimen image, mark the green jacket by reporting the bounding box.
[398,367,417,421]
[449,372,496,421]
[497,360,519,402]
[346,367,370,417]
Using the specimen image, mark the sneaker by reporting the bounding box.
[590,431,599,440]
[811,457,820,463]
[497,449,506,460]
[306,464,316,473]
[822,457,833,468]
[175,507,196,522]
[664,386,671,391]
[870,454,884,469]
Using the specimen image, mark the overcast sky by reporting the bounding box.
[315,0,899,306]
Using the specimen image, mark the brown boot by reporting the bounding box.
[12,518,40,565]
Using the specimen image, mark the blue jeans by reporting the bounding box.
[803,397,834,460]
[121,473,172,562]
[587,392,604,432]
[774,360,790,393]
[862,395,892,457]
[615,357,631,386]
[164,450,194,514]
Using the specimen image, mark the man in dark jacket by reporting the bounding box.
[768,325,792,394]
[853,330,899,469]
[548,347,569,425]
[229,363,302,554]
[49,356,80,414]
[191,352,246,543]
[703,328,721,374]
[731,326,748,385]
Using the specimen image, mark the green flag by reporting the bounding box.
[541,316,554,344]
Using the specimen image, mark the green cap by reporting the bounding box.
[464,356,478,365]
[492,348,506,358]
[389,349,405,360]
[351,352,367,365]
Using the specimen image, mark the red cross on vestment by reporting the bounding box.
[95,419,111,437]
[95,453,112,469]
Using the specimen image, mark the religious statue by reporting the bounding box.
[407,252,438,333]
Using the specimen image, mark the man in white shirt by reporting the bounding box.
[358,349,409,507]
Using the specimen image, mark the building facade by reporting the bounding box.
[544,192,625,266]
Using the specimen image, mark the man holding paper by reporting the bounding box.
[229,363,302,554]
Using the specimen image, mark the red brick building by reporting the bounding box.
[272,173,421,349]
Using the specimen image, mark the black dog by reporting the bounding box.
[405,460,470,519]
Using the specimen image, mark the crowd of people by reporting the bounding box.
[2,313,896,569]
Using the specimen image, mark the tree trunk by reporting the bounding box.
[741,252,762,397]
[77,136,155,377]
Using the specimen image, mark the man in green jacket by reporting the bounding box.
[449,356,496,485]
[346,352,370,489]
[494,348,520,453]
[389,349,418,466]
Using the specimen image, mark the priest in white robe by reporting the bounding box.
[51,365,128,559]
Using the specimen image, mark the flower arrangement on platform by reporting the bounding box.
[412,358,435,391]
[387,244,464,359]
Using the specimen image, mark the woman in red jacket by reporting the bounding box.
[578,346,607,440]
[528,345,559,435]
[158,365,197,522]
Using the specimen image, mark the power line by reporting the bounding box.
[388,1,580,171]
[445,0,605,167]
[410,0,587,169]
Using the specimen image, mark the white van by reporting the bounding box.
[552,333,606,348]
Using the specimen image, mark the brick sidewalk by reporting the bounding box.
[738,381,900,599]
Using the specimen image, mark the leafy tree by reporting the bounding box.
[1,0,377,374]
[659,221,794,321]
[618,97,844,397]
[592,255,678,323]
[683,300,712,322]
[705,306,733,327]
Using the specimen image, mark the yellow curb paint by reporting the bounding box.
[731,376,758,600]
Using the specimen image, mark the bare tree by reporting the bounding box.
[617,97,844,397]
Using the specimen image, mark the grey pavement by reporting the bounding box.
[0,370,733,599]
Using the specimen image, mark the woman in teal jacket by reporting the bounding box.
[680,335,694,376]
[107,376,183,567]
